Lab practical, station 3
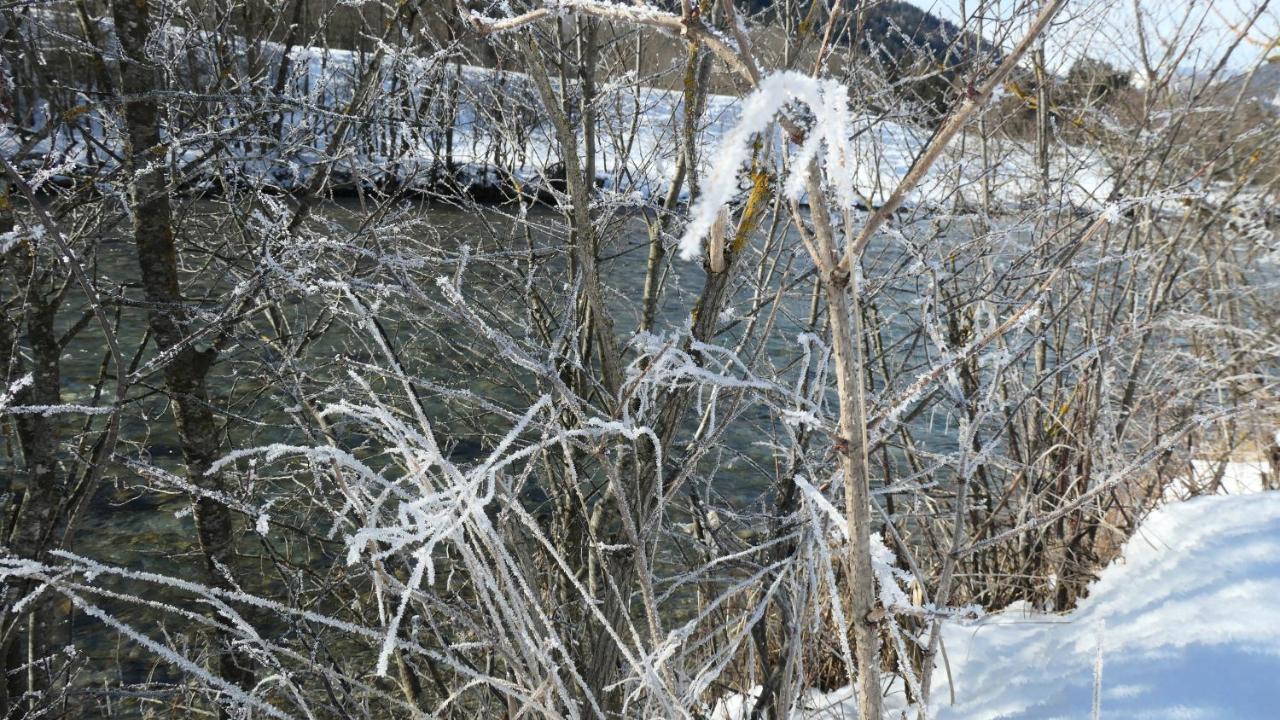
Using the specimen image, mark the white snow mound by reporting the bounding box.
[936,490,1280,719]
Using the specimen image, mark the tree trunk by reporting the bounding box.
[0,175,66,716]
[823,265,885,720]
[803,164,884,720]
[109,0,253,699]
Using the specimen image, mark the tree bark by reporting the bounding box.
[0,174,66,717]
[803,164,884,720]
[109,0,253,698]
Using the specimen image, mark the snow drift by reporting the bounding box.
[714,483,1280,719]
[934,490,1280,719]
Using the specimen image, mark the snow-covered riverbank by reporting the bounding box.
[932,487,1280,719]
[1,15,1117,211]
[712,458,1280,719]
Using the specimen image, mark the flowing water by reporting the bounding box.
[31,195,952,698]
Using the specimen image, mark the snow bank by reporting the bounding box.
[712,485,1280,719]
[0,10,1111,211]
[935,490,1280,719]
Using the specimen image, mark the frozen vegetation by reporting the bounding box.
[1,20,1118,210]
[1,1,1278,719]
[713,459,1280,718]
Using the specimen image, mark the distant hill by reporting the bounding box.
[855,1,993,69]
[734,0,997,119]
[640,0,990,68]
[734,0,995,69]
[1223,58,1280,109]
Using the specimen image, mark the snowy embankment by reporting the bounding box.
[0,14,1112,210]
[714,459,1280,719]
[934,486,1280,719]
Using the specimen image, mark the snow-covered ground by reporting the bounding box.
[714,457,1280,719]
[934,488,1280,719]
[0,14,1115,211]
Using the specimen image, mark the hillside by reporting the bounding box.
[737,0,993,66]
[1224,57,1280,108]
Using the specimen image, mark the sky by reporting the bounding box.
[912,0,1279,76]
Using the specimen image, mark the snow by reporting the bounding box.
[934,491,1280,720]
[0,373,33,410]
[678,71,862,260]
[713,481,1280,719]
[3,403,115,416]
[1,13,1118,214]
